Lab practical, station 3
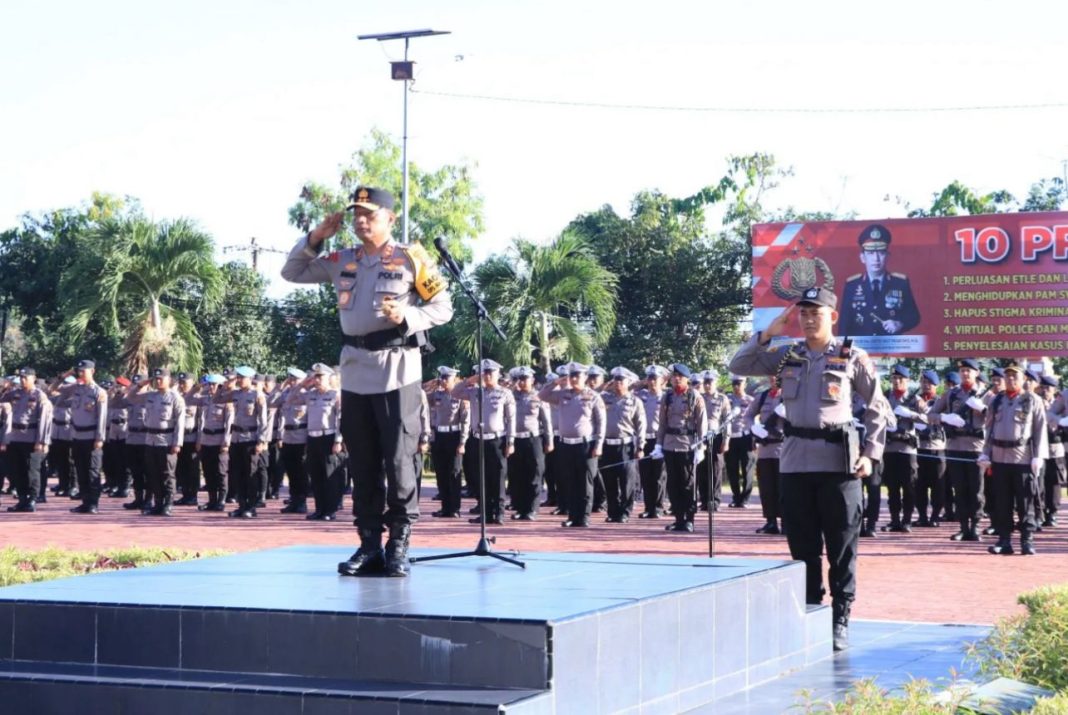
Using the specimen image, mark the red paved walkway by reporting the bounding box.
[2,489,1065,625]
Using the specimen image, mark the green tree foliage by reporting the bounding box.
[908,179,1016,217]
[269,285,342,372]
[468,233,618,375]
[60,215,223,374]
[1022,177,1066,212]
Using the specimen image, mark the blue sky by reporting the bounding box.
[3,0,1067,296]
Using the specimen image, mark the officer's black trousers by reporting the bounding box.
[557,441,597,523]
[990,463,1038,542]
[176,441,199,499]
[71,439,103,507]
[640,438,666,515]
[780,472,862,605]
[280,442,307,505]
[254,450,269,502]
[915,449,945,522]
[943,467,957,519]
[103,439,125,492]
[508,436,544,517]
[341,384,421,532]
[199,445,230,504]
[542,435,560,506]
[947,450,984,530]
[229,441,260,512]
[862,461,882,527]
[708,435,726,508]
[882,451,917,525]
[462,437,480,504]
[268,442,284,497]
[124,442,145,498]
[467,437,506,520]
[664,449,696,525]
[1043,455,1065,520]
[725,436,753,505]
[49,439,73,494]
[7,442,43,503]
[600,443,637,520]
[431,432,463,515]
[307,434,339,516]
[143,445,177,508]
[756,457,781,522]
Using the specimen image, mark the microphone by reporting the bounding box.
[433,236,464,276]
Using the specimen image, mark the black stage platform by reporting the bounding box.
[0,546,832,714]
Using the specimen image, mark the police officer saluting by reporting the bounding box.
[509,366,550,521]
[1,368,53,512]
[194,374,234,512]
[427,366,469,518]
[58,360,108,514]
[979,361,1048,555]
[882,365,927,532]
[141,368,186,516]
[452,359,515,525]
[227,366,269,519]
[284,186,452,578]
[914,369,947,527]
[600,367,646,523]
[729,287,890,651]
[652,364,707,533]
[637,365,669,518]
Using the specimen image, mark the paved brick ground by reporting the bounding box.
[2,486,1065,625]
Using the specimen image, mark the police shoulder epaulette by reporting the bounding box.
[891,272,908,280]
[846,273,862,281]
[397,243,446,301]
[838,338,853,360]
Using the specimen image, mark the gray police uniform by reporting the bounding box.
[509,390,549,519]
[452,382,515,523]
[194,391,234,510]
[176,388,200,503]
[48,390,74,498]
[729,333,890,614]
[428,388,470,517]
[883,389,928,529]
[104,395,128,496]
[744,387,785,529]
[1041,392,1066,525]
[656,388,708,529]
[982,390,1048,546]
[122,388,150,508]
[699,390,731,511]
[272,387,309,511]
[538,384,605,526]
[915,388,947,525]
[929,385,993,538]
[282,236,452,542]
[1,386,52,508]
[142,388,186,513]
[637,386,667,516]
[600,390,646,522]
[227,386,270,516]
[61,381,108,509]
[297,387,343,518]
[725,391,754,507]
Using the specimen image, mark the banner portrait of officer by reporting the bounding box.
[838,224,920,336]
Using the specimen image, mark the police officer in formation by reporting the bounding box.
[1038,375,1066,527]
[139,367,186,516]
[914,369,946,527]
[637,365,669,519]
[1,368,53,512]
[46,375,75,501]
[121,374,150,511]
[539,362,606,528]
[744,376,785,534]
[103,379,129,498]
[295,364,343,521]
[452,359,515,525]
[52,360,108,514]
[226,366,269,518]
[194,374,234,512]
[599,367,646,523]
[508,366,550,521]
[175,372,200,506]
[881,365,927,532]
[730,287,891,651]
[724,376,754,508]
[426,366,469,518]
[270,368,308,514]
[652,364,708,533]
[697,370,731,512]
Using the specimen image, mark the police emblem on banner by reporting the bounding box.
[771,238,835,301]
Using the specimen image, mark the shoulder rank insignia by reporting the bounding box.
[399,243,446,301]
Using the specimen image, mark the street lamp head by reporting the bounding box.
[357,29,450,42]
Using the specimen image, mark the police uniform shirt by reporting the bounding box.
[929,387,993,453]
[453,384,516,441]
[181,388,199,444]
[61,382,108,443]
[1047,392,1067,459]
[728,334,891,473]
[727,392,753,438]
[142,389,187,449]
[656,388,708,452]
[885,389,928,455]
[51,391,73,442]
[296,387,342,440]
[107,400,128,442]
[982,391,1049,465]
[744,388,785,460]
[195,394,234,448]
[602,390,647,450]
[428,389,470,440]
[123,391,149,446]
[916,390,947,451]
[637,387,665,439]
[271,388,308,446]
[839,272,920,336]
[702,391,732,436]
[227,387,269,444]
[281,237,453,395]
[1,386,53,446]
[538,385,605,450]
[512,390,550,439]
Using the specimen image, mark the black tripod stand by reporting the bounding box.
[409,252,524,569]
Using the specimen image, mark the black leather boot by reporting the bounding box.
[337,527,386,577]
[832,599,851,652]
[384,523,412,578]
[122,489,144,510]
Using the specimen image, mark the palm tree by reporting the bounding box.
[470,232,617,375]
[61,216,223,374]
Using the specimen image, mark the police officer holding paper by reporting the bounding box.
[729,287,890,652]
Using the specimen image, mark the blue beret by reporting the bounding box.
[670,363,692,379]
[891,365,910,379]
[989,367,1005,378]
[946,371,961,386]
[957,358,980,371]
[922,370,939,384]
[235,366,256,378]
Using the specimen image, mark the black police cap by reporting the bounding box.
[346,186,395,212]
[76,359,95,370]
[796,286,837,310]
[858,224,891,251]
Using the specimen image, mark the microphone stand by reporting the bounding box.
[409,251,525,569]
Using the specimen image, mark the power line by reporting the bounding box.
[410,88,1068,114]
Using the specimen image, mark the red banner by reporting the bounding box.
[751,212,1068,358]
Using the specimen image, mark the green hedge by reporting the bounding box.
[0,546,225,587]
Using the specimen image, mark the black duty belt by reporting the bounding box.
[342,328,428,351]
[991,438,1026,449]
[52,420,70,426]
[128,426,145,433]
[944,425,985,439]
[754,436,784,445]
[144,427,174,435]
[666,427,694,436]
[13,423,38,430]
[887,432,919,447]
[783,422,850,443]
[110,419,127,425]
[286,422,308,430]
[202,428,226,435]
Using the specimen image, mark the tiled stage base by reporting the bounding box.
[0,546,831,714]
